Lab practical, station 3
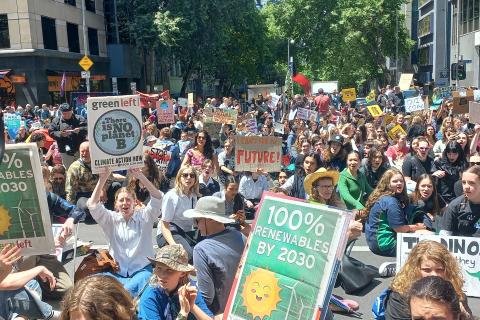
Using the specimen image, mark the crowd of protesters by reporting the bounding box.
[1,83,479,320]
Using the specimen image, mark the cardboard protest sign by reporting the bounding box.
[177,97,188,107]
[4,113,21,140]
[398,73,414,91]
[87,95,144,173]
[341,88,356,102]
[144,146,171,173]
[0,144,55,255]
[203,118,223,139]
[224,192,352,320]
[188,93,194,107]
[213,108,238,125]
[237,113,257,134]
[156,99,175,124]
[404,96,425,113]
[397,234,480,297]
[308,110,318,122]
[452,90,474,115]
[297,107,310,121]
[367,105,383,117]
[235,136,282,172]
[469,101,480,124]
[387,124,407,141]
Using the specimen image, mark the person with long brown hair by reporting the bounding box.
[364,168,426,258]
[126,153,163,203]
[410,174,445,232]
[384,241,472,320]
[181,130,219,174]
[60,275,136,320]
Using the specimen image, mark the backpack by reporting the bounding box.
[372,288,391,320]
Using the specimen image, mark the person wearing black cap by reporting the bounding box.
[48,103,87,169]
[322,135,348,172]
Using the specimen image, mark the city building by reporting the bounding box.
[0,0,109,106]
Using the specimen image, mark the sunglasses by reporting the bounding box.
[470,162,480,166]
[182,173,196,178]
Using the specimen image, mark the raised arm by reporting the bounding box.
[128,168,163,199]
[87,169,110,206]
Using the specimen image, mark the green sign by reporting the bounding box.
[0,144,55,255]
[225,193,351,320]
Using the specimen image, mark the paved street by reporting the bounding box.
[59,221,480,319]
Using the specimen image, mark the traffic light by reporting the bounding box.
[457,62,466,80]
[451,63,457,80]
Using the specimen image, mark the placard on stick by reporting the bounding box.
[452,90,474,115]
[341,88,356,102]
[0,144,55,255]
[156,99,175,124]
[235,136,282,172]
[87,95,144,173]
[212,108,238,124]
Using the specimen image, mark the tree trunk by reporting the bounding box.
[148,50,155,92]
[180,62,193,97]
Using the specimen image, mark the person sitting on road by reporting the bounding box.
[87,168,163,297]
[198,160,220,198]
[238,168,272,219]
[384,241,472,320]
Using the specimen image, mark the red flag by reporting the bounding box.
[136,90,159,108]
[159,90,170,100]
[292,73,311,96]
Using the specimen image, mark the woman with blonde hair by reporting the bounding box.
[60,275,135,320]
[156,165,200,261]
[384,240,472,319]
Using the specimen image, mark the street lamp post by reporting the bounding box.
[287,39,295,96]
[81,0,90,94]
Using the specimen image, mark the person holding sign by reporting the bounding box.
[87,168,163,297]
[383,241,472,319]
[364,168,426,258]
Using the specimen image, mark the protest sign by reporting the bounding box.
[404,96,425,113]
[274,122,284,135]
[271,94,281,107]
[297,107,310,121]
[397,234,480,297]
[203,118,223,139]
[237,113,257,134]
[398,73,414,91]
[367,105,383,117]
[3,113,21,140]
[224,192,352,320]
[469,101,480,124]
[452,90,474,115]
[432,86,454,101]
[188,93,194,107]
[144,145,171,173]
[235,136,282,172]
[87,95,144,174]
[177,97,188,107]
[308,110,318,122]
[0,144,55,255]
[156,99,175,124]
[387,124,407,141]
[341,88,356,102]
[213,108,238,125]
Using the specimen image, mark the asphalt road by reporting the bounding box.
[57,222,480,319]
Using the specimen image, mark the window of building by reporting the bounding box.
[41,16,58,50]
[64,0,76,6]
[418,47,430,66]
[85,0,95,13]
[0,14,10,49]
[418,14,432,37]
[460,0,480,34]
[67,23,80,53]
[88,28,99,55]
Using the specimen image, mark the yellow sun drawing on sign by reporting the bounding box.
[241,268,281,319]
[0,206,12,236]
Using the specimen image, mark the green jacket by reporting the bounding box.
[338,168,373,210]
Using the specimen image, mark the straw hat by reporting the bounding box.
[304,168,340,196]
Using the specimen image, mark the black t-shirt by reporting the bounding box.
[385,291,410,320]
[442,195,480,236]
[401,155,434,181]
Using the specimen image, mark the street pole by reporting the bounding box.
[81,0,90,94]
[456,0,461,88]
[288,39,294,97]
[395,10,399,84]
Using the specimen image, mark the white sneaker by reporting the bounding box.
[378,262,396,278]
[49,310,61,320]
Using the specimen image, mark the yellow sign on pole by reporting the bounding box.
[367,105,383,117]
[78,55,94,71]
[387,124,407,141]
[341,88,356,102]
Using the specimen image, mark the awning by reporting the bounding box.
[0,69,12,79]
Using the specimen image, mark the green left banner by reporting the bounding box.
[0,144,55,255]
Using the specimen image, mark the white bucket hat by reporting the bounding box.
[183,196,235,224]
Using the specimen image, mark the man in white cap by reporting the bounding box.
[183,196,245,315]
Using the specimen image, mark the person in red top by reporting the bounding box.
[314,88,331,115]
[386,132,409,164]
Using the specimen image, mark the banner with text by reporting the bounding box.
[235,136,282,172]
[0,144,55,255]
[144,146,171,173]
[87,95,144,173]
[213,108,238,125]
[224,192,352,320]
[156,99,175,124]
[3,113,22,140]
[397,234,480,297]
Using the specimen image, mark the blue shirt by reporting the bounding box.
[138,281,213,320]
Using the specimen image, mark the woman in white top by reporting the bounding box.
[156,165,199,261]
[87,168,163,297]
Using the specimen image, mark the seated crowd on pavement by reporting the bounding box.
[2,86,480,320]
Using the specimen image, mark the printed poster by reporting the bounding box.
[0,144,55,255]
[235,136,282,172]
[404,96,425,113]
[177,97,188,107]
[4,113,21,141]
[156,99,175,124]
[397,234,480,297]
[387,124,407,141]
[224,192,352,320]
[367,105,383,117]
[87,95,144,173]
[341,88,356,102]
[297,108,310,121]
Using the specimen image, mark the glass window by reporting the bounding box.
[85,0,95,13]
[88,28,98,55]
[67,23,80,53]
[474,0,479,31]
[64,0,76,6]
[0,14,10,49]
[41,16,57,50]
[418,14,432,37]
[419,47,430,66]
